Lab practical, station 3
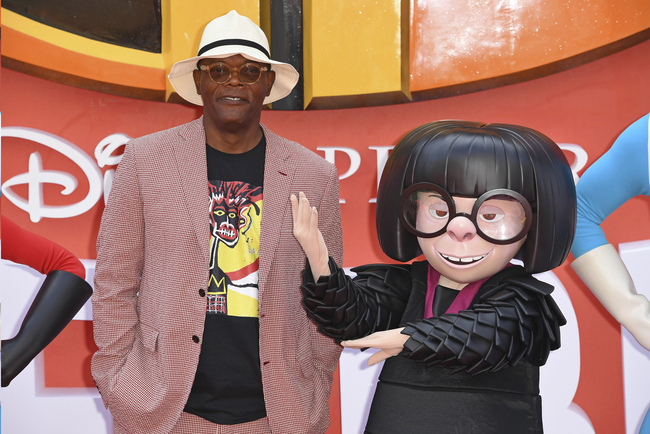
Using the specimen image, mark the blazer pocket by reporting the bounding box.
[107,323,166,413]
[140,322,160,352]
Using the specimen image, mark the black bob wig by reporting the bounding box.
[376,120,577,274]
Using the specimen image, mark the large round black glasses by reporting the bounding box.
[199,62,269,85]
[398,183,533,244]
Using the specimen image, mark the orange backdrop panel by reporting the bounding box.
[410,0,650,91]
[2,26,167,91]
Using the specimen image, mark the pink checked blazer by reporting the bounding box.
[91,118,344,434]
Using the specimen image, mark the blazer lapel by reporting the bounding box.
[172,117,211,266]
[258,125,296,294]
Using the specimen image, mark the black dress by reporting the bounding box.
[300,260,565,434]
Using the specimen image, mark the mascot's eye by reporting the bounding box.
[428,204,449,219]
[480,213,502,222]
[214,210,225,216]
[478,205,505,223]
[229,212,237,219]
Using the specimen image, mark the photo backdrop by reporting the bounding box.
[2,2,649,433]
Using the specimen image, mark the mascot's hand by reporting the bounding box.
[341,328,408,366]
[291,192,330,280]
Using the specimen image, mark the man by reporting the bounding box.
[91,10,343,434]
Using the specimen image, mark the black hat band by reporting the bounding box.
[198,39,270,59]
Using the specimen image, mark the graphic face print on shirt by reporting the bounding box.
[207,180,263,317]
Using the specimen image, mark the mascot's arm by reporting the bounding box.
[292,191,411,341]
[401,267,565,375]
[300,261,412,341]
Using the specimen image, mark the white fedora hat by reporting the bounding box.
[168,10,299,106]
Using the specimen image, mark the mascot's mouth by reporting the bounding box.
[439,252,488,265]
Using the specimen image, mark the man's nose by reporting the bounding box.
[225,68,245,85]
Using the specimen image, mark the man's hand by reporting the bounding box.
[291,192,330,280]
[341,328,408,366]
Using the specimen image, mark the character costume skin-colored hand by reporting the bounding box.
[293,120,576,433]
[91,10,343,434]
[1,215,93,387]
[570,112,650,434]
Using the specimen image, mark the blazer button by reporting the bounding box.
[199,288,206,297]
[192,335,200,343]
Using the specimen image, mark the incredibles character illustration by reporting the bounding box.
[1,216,92,387]
[292,120,576,433]
[570,112,650,434]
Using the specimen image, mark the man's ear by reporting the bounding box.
[266,70,276,96]
[193,68,202,94]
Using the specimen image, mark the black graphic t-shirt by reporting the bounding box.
[184,136,267,425]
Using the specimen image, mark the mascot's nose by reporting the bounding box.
[446,215,477,241]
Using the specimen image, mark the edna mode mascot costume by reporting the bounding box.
[291,120,576,433]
